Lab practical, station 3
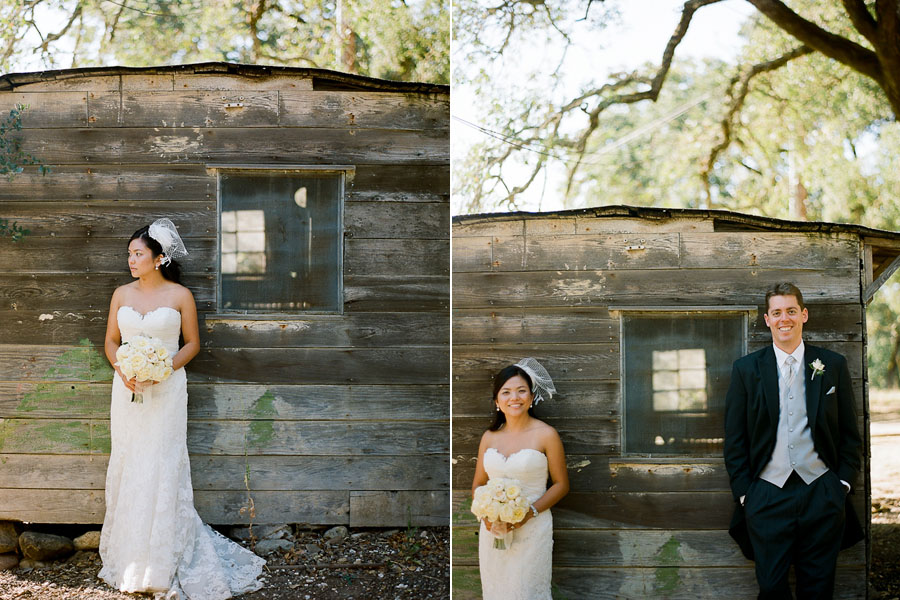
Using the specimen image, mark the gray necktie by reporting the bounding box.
[783,355,796,387]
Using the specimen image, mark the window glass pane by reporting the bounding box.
[623,314,744,454]
[219,171,342,312]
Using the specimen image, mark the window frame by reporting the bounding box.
[211,164,354,318]
[610,305,756,458]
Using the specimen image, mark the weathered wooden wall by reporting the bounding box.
[451,212,869,598]
[0,65,449,527]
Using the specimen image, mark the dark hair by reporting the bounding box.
[129,225,182,284]
[765,282,805,312]
[488,365,537,431]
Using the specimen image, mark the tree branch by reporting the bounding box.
[841,0,878,43]
[36,0,83,54]
[745,0,882,83]
[701,44,813,207]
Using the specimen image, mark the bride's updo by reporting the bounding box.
[488,364,537,431]
[129,226,182,284]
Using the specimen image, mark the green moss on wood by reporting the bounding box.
[654,536,683,594]
[247,390,277,449]
[453,496,476,525]
[45,338,113,382]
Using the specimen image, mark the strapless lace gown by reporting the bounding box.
[479,448,553,600]
[99,306,265,599]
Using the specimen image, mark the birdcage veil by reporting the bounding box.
[148,218,188,266]
[515,357,556,405]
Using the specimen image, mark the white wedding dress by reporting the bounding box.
[479,448,553,600]
[99,306,265,599]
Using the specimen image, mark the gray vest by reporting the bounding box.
[759,355,828,487]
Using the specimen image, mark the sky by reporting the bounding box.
[451,0,758,214]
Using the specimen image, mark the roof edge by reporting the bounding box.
[0,62,448,94]
[452,204,900,241]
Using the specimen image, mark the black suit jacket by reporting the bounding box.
[723,343,864,560]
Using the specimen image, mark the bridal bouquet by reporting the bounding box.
[471,477,530,549]
[115,335,174,403]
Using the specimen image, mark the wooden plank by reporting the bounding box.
[0,419,448,456]
[280,91,449,130]
[453,417,619,456]
[0,236,216,273]
[526,218,577,235]
[0,310,448,347]
[451,269,860,309]
[189,347,450,384]
[344,275,449,312]
[452,345,619,382]
[450,564,866,600]
[680,232,859,270]
[350,165,449,195]
[173,73,312,91]
[575,216,716,234]
[120,91,279,128]
[9,76,125,92]
[451,307,618,345]
[202,313,449,348]
[451,236,493,272]
[0,383,449,420]
[453,452,620,492]
[349,490,449,527]
[0,165,214,201]
[2,91,88,127]
[551,566,864,600]
[451,219,524,238]
[19,128,449,165]
[344,201,449,239]
[345,239,449,277]
[0,488,351,525]
[0,202,214,238]
[0,274,215,312]
[522,233,681,271]
[451,526,864,567]
[0,454,448,491]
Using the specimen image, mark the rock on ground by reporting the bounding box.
[18,532,74,561]
[0,553,18,571]
[73,531,101,551]
[0,523,18,554]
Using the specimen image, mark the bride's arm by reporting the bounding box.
[172,288,200,371]
[173,287,200,371]
[104,288,136,392]
[513,427,569,529]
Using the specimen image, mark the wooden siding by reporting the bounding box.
[451,215,869,599]
[0,68,449,527]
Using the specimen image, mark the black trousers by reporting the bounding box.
[744,471,847,600]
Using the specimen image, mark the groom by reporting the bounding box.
[724,282,863,599]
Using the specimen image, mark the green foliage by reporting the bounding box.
[0,104,48,187]
[3,0,448,84]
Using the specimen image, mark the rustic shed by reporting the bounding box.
[0,63,449,528]
[451,205,900,598]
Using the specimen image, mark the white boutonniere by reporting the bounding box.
[809,358,825,381]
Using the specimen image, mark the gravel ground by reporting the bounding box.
[0,526,449,600]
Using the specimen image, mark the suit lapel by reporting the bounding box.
[758,346,780,427]
[805,345,822,431]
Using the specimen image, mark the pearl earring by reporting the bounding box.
[155,264,160,270]
[495,406,500,412]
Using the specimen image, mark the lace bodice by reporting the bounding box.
[483,448,549,503]
[117,305,182,355]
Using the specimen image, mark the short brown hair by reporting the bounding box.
[765,282,805,312]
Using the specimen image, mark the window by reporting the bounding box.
[218,169,345,313]
[618,309,749,455]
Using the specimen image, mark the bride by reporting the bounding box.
[100,218,264,599]
[471,358,570,600]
